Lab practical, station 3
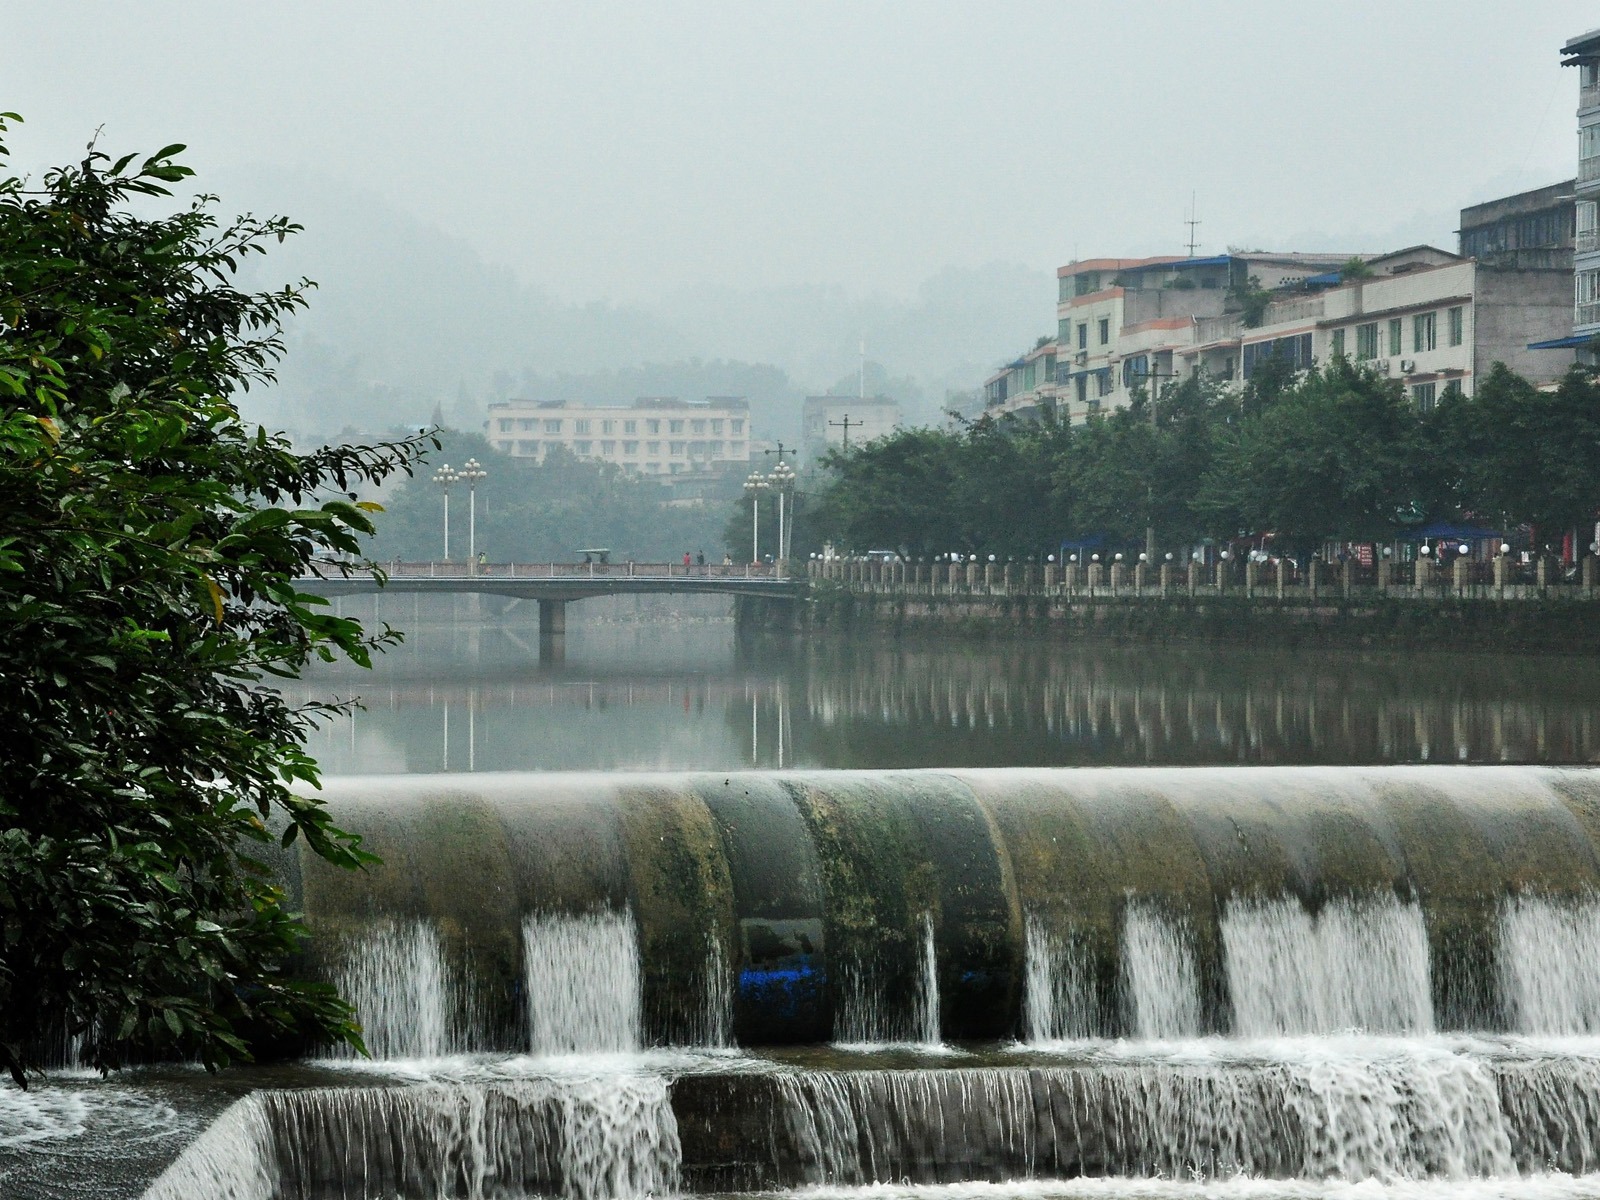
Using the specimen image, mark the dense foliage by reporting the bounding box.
[370,430,731,563]
[0,118,426,1082]
[807,357,1600,561]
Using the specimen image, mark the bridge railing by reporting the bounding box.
[380,560,783,580]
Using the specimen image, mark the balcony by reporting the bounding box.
[1580,229,1600,254]
[1583,83,1600,112]
[1581,155,1600,184]
[1577,300,1600,328]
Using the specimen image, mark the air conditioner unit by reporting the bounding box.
[1374,359,1390,373]
[1075,351,1088,365]
[1400,359,1416,373]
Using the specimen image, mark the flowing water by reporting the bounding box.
[18,605,1600,1199]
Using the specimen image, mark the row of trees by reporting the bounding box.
[802,357,1600,563]
[371,431,729,563]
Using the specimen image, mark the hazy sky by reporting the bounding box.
[9,1,1598,306]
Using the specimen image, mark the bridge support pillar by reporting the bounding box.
[538,599,567,662]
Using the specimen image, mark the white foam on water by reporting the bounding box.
[142,1095,276,1200]
[524,909,643,1055]
[1122,902,1203,1040]
[696,933,735,1050]
[1223,895,1433,1036]
[0,1086,91,1149]
[331,917,454,1060]
[1499,895,1600,1036]
[774,1173,1600,1199]
[1023,912,1097,1043]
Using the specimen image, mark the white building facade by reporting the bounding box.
[1565,28,1600,345]
[485,397,751,480]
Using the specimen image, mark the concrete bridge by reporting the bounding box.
[297,561,799,658]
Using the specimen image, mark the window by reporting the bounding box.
[573,440,592,455]
[544,419,563,433]
[516,439,537,455]
[1388,318,1403,356]
[1098,318,1110,345]
[670,463,683,475]
[1076,272,1101,296]
[1077,322,1088,350]
[494,440,512,452]
[1241,333,1314,379]
[1577,267,1600,325]
[1122,354,1149,389]
[1076,374,1088,404]
[1580,201,1599,252]
[687,419,703,435]
[1097,370,1113,397]
[622,440,639,454]
[518,418,535,431]
[600,440,616,455]
[647,440,661,454]
[731,419,744,434]
[709,441,724,457]
[646,419,661,434]
[1059,317,1071,345]
[730,441,744,456]
[1411,382,1437,412]
[574,419,591,434]
[1448,306,1464,347]
[669,420,685,434]
[1331,329,1346,357]
[497,418,513,432]
[623,419,637,435]
[711,419,724,434]
[1356,322,1379,360]
[669,440,686,455]
[1413,311,1437,352]
[646,462,660,473]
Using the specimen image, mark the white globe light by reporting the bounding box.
[1165,552,1174,561]
[1419,544,1431,556]
[1114,553,1123,562]
[988,554,997,563]
[1458,544,1469,555]
[1069,554,1079,563]
[1091,553,1100,562]
[1047,554,1056,562]
[1139,553,1148,562]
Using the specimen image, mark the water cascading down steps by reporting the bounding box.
[145,766,1600,1198]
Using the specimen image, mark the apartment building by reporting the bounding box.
[1564,28,1600,348]
[801,395,901,462]
[1459,180,1574,271]
[1180,248,1574,408]
[484,396,751,481]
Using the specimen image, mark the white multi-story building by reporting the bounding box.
[484,396,751,480]
[1564,28,1600,350]
[984,245,1574,424]
[1182,248,1574,408]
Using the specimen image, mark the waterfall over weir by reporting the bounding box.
[138,765,1600,1200]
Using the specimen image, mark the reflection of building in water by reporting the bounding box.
[798,644,1600,766]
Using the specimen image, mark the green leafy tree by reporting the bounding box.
[1198,360,1420,556]
[0,117,427,1082]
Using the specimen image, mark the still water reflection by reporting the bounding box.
[288,595,1600,772]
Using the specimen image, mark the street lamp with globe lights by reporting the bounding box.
[769,459,796,567]
[743,471,769,565]
[432,463,459,560]
[458,457,487,564]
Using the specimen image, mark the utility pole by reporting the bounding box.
[829,414,861,451]
[1185,192,1201,258]
[1139,367,1179,564]
[859,338,866,399]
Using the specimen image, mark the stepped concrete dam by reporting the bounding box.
[28,765,1600,1199]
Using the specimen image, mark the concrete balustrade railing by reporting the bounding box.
[807,555,1600,603]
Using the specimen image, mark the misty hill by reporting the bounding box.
[226,168,1050,443]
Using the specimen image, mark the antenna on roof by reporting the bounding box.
[1185,192,1201,259]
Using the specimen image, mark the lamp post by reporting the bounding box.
[1137,366,1179,563]
[432,463,458,560]
[459,457,487,564]
[744,471,769,564]
[769,459,796,568]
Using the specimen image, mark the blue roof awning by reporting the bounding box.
[1528,334,1591,349]
[1408,522,1503,541]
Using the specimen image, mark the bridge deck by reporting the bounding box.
[297,562,797,601]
